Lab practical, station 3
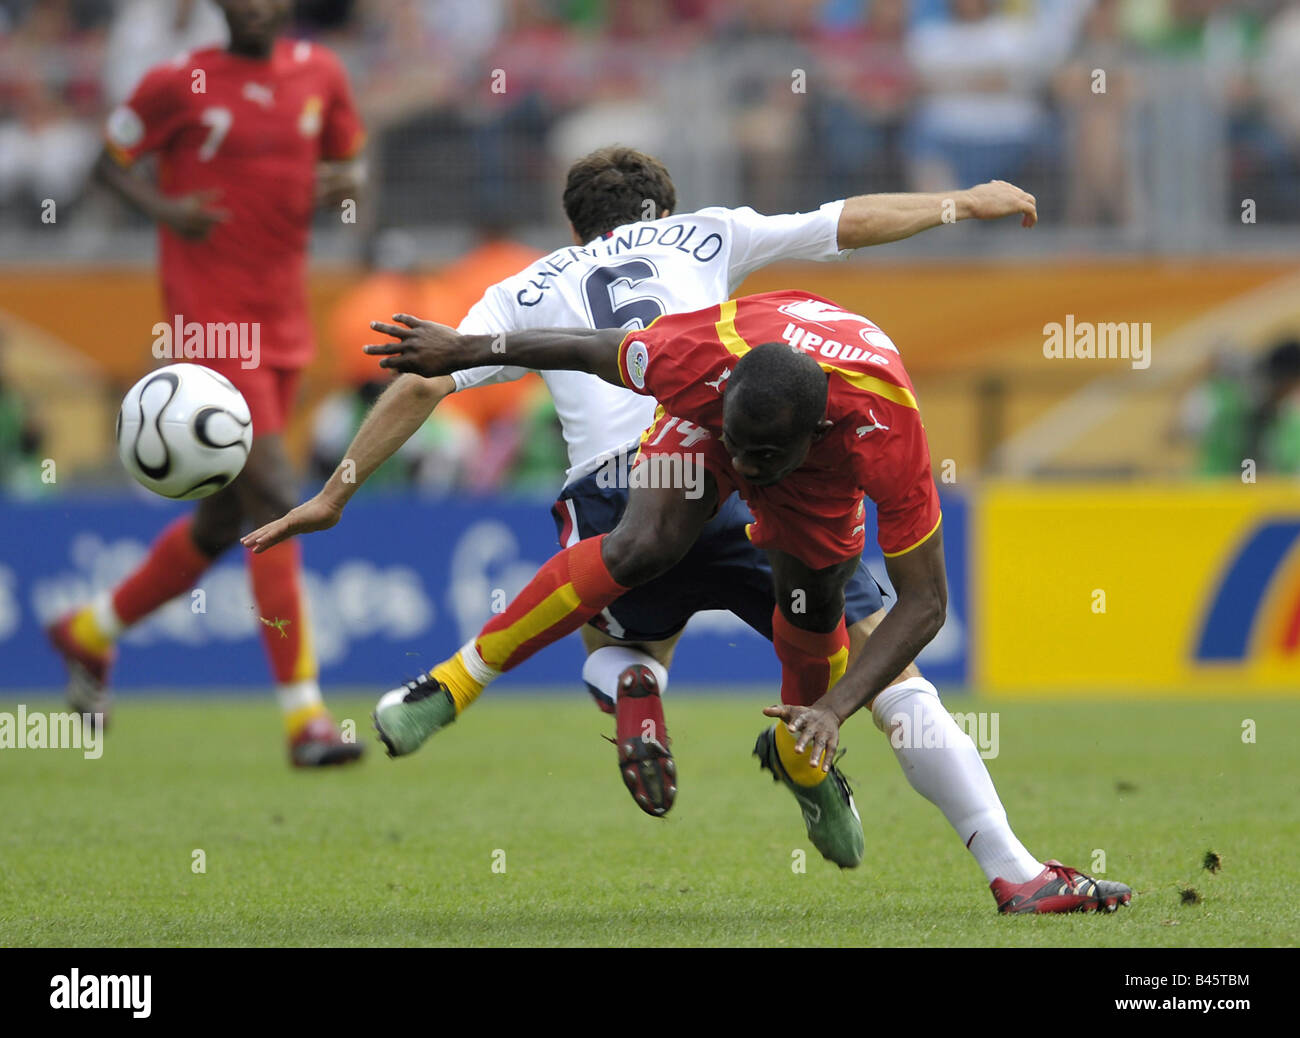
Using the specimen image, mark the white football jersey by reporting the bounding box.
[453,201,847,485]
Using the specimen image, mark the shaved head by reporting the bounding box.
[728,343,827,435]
[721,343,829,486]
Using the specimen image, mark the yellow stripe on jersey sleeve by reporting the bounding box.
[636,404,667,448]
[616,329,634,388]
[714,299,752,357]
[820,365,919,410]
[719,299,916,410]
[882,513,943,558]
[104,139,136,167]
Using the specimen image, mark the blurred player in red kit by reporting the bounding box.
[48,0,366,766]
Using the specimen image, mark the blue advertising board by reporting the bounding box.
[6,491,968,691]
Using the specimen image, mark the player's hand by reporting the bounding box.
[964,180,1037,228]
[156,189,230,240]
[762,702,842,772]
[365,314,464,376]
[315,160,362,207]
[240,494,342,553]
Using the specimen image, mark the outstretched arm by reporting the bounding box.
[836,180,1037,249]
[241,373,453,552]
[364,314,626,385]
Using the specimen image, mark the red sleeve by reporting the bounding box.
[104,62,187,164]
[617,305,723,402]
[319,50,365,160]
[863,409,942,557]
[617,328,655,396]
[617,310,678,397]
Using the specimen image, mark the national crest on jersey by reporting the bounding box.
[298,95,323,137]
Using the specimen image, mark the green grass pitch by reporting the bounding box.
[2,692,1296,947]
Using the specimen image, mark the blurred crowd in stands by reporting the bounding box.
[0,217,574,497]
[2,0,1299,231]
[1178,336,1300,478]
[311,224,569,497]
[0,331,46,493]
[2,0,1299,496]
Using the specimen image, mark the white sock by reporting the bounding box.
[581,645,669,709]
[871,677,1041,884]
[277,678,323,717]
[458,639,500,688]
[91,591,125,641]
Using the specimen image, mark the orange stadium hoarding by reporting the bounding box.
[6,259,1297,380]
[4,259,1298,473]
[4,262,1300,695]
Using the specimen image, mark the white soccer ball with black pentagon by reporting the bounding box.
[116,363,253,499]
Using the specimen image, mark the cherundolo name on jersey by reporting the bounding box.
[514,221,724,307]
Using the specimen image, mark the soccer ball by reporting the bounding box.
[116,363,253,499]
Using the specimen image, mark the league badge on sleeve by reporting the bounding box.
[106,104,144,150]
[627,339,649,389]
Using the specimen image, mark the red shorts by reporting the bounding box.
[634,410,866,571]
[206,362,301,438]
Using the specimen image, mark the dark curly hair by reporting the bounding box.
[563,146,678,243]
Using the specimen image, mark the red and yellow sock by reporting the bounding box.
[773,608,849,708]
[772,609,850,786]
[432,535,628,714]
[281,691,328,738]
[110,515,215,628]
[246,540,316,687]
[68,605,115,656]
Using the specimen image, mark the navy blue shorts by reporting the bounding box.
[552,455,885,644]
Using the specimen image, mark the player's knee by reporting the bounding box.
[251,489,298,526]
[233,470,297,525]
[191,524,238,557]
[849,608,886,640]
[602,521,689,587]
[190,508,240,556]
[777,589,845,633]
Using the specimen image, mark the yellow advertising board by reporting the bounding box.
[977,482,1300,695]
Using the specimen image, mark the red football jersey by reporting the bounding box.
[105,39,364,367]
[617,290,942,559]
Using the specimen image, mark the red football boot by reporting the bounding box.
[613,665,676,817]
[992,859,1133,914]
[289,712,365,768]
[585,684,615,715]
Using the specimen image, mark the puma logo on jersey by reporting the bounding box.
[705,368,731,392]
[856,409,889,437]
[242,82,275,107]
